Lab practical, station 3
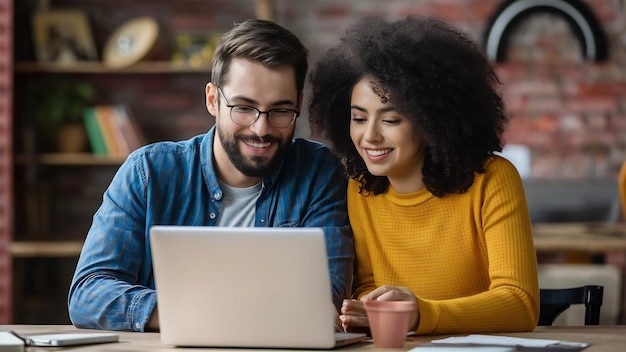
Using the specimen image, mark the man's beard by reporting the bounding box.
[218,128,290,177]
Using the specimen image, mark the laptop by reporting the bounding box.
[150,226,367,349]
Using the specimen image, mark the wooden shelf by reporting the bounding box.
[14,153,127,166]
[15,61,211,74]
[9,241,84,258]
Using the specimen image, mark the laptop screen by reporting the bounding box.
[150,226,353,349]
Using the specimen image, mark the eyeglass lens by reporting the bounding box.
[230,106,296,128]
[217,87,298,128]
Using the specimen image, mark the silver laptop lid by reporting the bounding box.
[150,226,339,349]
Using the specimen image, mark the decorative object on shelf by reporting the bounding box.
[56,121,89,154]
[171,32,220,68]
[31,10,98,63]
[27,79,96,153]
[483,0,608,62]
[103,17,159,69]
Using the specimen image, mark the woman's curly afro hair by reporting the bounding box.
[309,16,507,197]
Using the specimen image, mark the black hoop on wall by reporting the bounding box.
[483,0,608,62]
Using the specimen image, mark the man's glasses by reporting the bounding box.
[217,87,300,128]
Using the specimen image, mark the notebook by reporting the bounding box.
[149,226,366,349]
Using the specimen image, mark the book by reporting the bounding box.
[82,106,108,156]
[111,104,147,153]
[101,105,131,156]
[94,105,122,157]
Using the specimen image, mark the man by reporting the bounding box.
[68,19,354,332]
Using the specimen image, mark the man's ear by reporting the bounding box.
[297,91,304,111]
[206,82,218,116]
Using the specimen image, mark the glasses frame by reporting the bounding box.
[216,87,300,128]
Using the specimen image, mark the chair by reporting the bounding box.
[538,285,604,326]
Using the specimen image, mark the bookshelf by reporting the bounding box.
[9,241,84,258]
[8,0,275,324]
[13,153,127,166]
[15,61,213,74]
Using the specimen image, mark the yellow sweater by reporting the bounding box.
[348,156,539,335]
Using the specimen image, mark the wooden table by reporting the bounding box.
[532,222,626,253]
[3,325,626,351]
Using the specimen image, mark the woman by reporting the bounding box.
[309,16,539,335]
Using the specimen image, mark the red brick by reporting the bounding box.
[317,5,349,17]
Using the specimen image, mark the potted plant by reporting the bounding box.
[28,78,96,153]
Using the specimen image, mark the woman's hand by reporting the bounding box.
[365,286,419,331]
[340,286,419,333]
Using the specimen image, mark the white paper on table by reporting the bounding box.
[411,346,514,352]
[429,334,589,349]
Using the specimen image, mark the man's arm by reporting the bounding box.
[301,146,354,310]
[68,156,156,331]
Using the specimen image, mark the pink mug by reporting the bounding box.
[364,300,416,348]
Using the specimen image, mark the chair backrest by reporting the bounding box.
[538,285,604,326]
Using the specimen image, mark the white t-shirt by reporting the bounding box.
[215,180,262,227]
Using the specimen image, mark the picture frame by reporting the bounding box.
[31,10,98,63]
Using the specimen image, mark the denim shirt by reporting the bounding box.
[68,127,354,331]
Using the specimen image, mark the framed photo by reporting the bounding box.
[31,10,98,62]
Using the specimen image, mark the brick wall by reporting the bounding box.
[275,0,626,180]
[19,0,625,179]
